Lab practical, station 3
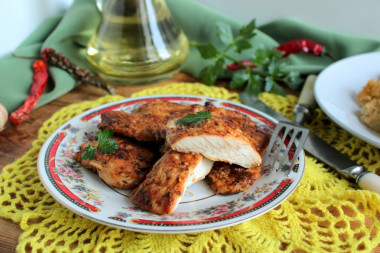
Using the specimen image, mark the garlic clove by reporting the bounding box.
[0,103,8,131]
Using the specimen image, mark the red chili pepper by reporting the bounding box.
[226,60,256,70]
[276,39,324,57]
[9,60,49,126]
[226,39,334,71]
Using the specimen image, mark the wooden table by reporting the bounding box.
[0,72,200,253]
[1,73,379,253]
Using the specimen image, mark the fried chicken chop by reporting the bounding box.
[166,116,262,169]
[98,100,202,143]
[74,137,158,189]
[129,150,214,215]
[207,127,270,195]
[165,104,270,195]
[207,162,262,195]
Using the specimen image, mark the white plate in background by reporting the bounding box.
[315,52,380,148]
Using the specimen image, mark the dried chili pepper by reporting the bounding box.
[276,39,324,57]
[41,48,115,95]
[226,60,256,70]
[9,60,49,126]
[226,39,335,71]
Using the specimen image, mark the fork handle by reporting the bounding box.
[357,172,380,194]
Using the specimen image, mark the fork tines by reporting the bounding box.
[263,121,309,172]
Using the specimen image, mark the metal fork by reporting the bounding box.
[263,121,309,171]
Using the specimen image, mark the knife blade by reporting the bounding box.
[240,92,380,194]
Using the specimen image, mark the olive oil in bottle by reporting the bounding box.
[86,0,189,85]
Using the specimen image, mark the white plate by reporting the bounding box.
[37,95,305,233]
[315,52,380,149]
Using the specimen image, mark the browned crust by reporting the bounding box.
[74,137,157,189]
[241,125,270,157]
[98,111,164,143]
[129,150,204,215]
[98,100,203,143]
[166,116,250,146]
[206,104,257,130]
[207,162,262,195]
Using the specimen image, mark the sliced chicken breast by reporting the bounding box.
[207,128,270,195]
[74,137,158,189]
[129,150,214,215]
[166,116,262,169]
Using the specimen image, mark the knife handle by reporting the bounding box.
[293,75,318,125]
[298,74,317,107]
[357,172,380,195]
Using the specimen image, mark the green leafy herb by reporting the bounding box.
[192,19,302,95]
[176,111,214,127]
[216,21,234,45]
[81,129,119,160]
[81,145,96,160]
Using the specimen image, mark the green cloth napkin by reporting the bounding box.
[1,0,380,113]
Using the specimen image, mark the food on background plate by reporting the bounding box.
[357,79,380,132]
[74,136,158,189]
[357,78,380,106]
[359,99,380,132]
[75,99,271,215]
[130,150,214,215]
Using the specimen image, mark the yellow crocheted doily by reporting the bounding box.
[1,82,379,253]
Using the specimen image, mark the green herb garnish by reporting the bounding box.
[176,111,214,127]
[81,129,119,160]
[192,19,302,95]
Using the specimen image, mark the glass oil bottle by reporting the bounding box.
[86,0,189,85]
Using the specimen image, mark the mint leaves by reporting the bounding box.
[81,129,119,160]
[192,19,302,95]
[176,111,214,127]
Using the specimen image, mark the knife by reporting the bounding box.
[240,80,380,195]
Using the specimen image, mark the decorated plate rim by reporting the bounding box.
[37,94,305,233]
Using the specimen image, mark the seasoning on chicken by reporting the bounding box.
[74,137,158,189]
[129,150,214,215]
[207,162,262,195]
[206,103,257,130]
[166,115,262,169]
[98,100,202,143]
[207,129,270,195]
[241,124,270,157]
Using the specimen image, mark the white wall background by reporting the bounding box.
[194,0,380,40]
[0,0,73,57]
[1,0,380,57]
